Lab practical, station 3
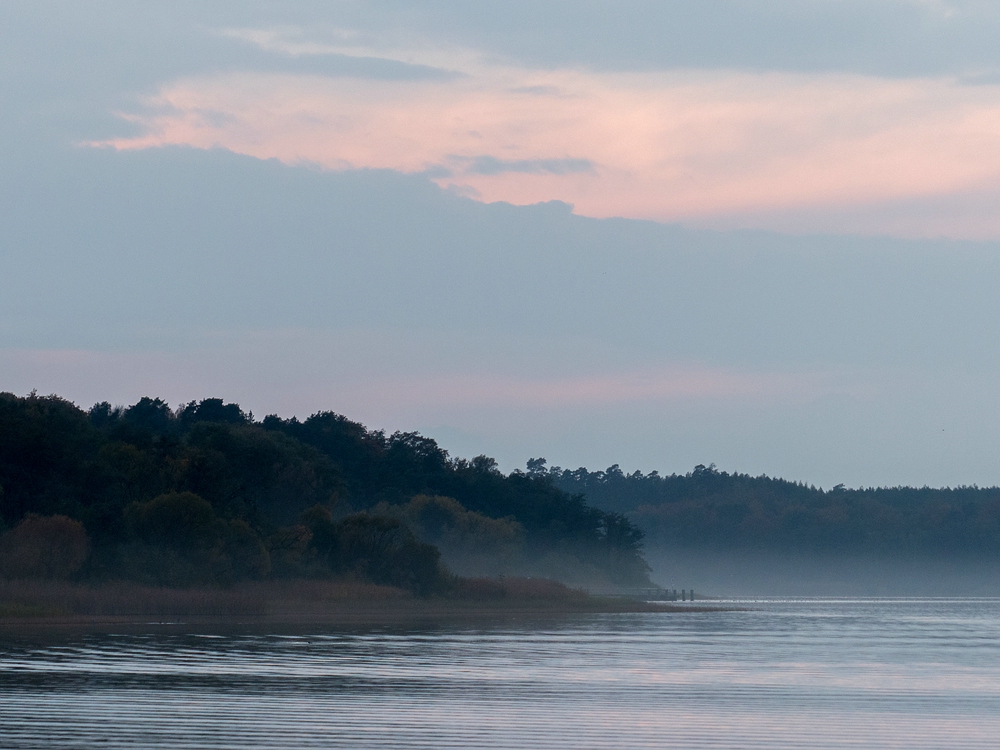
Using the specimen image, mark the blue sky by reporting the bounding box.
[4,2,1000,487]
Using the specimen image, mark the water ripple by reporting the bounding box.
[1,599,998,749]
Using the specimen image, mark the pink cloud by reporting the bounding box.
[94,64,1000,237]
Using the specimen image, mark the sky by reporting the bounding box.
[3,1,1000,487]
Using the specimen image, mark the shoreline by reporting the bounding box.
[0,579,725,634]
[0,603,712,635]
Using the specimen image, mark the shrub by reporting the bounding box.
[389,495,524,576]
[333,513,443,594]
[125,492,216,548]
[120,492,270,585]
[266,524,315,577]
[221,519,271,580]
[0,514,90,580]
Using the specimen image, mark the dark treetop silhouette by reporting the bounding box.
[0,392,650,591]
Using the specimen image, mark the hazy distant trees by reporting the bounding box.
[549,461,1000,555]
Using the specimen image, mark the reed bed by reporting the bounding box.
[0,577,680,631]
[0,579,408,618]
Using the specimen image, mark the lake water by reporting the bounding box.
[1,598,998,749]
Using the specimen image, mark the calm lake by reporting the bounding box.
[2,598,998,749]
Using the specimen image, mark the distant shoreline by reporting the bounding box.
[0,579,719,634]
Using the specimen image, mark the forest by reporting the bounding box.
[545,461,1000,555]
[8,389,997,598]
[0,392,650,592]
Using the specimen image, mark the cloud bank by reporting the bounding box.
[99,48,1000,238]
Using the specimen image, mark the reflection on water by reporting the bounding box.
[2,599,999,749]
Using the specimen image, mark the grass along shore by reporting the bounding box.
[0,577,699,631]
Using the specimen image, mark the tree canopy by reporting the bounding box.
[547,461,1000,555]
[0,392,650,588]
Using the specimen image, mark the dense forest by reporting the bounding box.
[10,389,998,596]
[543,461,1000,555]
[0,392,650,591]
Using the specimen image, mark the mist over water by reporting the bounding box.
[647,549,1000,597]
[2,599,999,749]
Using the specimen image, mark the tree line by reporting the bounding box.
[542,461,1000,554]
[0,392,650,590]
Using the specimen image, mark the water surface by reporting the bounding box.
[2,598,998,749]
